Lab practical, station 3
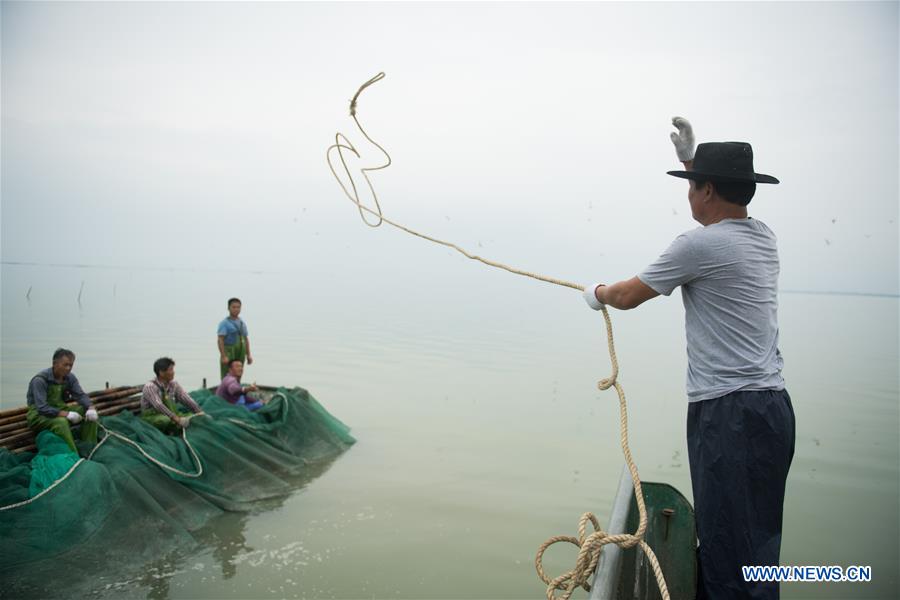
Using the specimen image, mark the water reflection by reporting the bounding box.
[122,454,343,599]
[206,512,255,580]
[137,556,179,600]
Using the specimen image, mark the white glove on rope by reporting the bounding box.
[670,116,695,162]
[66,411,82,424]
[177,416,191,428]
[583,283,605,311]
[85,408,99,422]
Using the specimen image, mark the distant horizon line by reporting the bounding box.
[2,261,898,299]
[779,289,899,299]
[1,260,269,276]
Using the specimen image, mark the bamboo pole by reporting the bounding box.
[0,421,30,436]
[0,407,28,421]
[0,398,144,448]
[0,387,143,450]
[1,430,36,447]
[97,400,141,417]
[0,386,141,420]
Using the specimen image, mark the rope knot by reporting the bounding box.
[597,376,616,391]
[536,508,669,600]
[534,513,612,600]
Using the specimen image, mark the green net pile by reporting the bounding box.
[0,386,355,596]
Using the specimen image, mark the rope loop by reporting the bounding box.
[534,513,607,600]
[350,72,385,116]
[535,511,670,600]
[327,72,582,291]
[595,306,619,390]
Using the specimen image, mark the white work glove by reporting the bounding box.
[670,116,695,162]
[583,283,605,311]
[66,411,82,424]
[177,416,191,428]
[85,408,99,422]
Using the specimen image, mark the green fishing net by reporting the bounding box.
[27,431,80,497]
[0,387,355,596]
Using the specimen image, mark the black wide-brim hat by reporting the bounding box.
[668,141,779,184]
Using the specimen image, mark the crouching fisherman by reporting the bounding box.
[216,359,264,411]
[26,348,99,453]
[141,357,206,434]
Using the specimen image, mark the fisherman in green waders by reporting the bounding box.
[26,348,99,453]
[217,297,253,380]
[140,357,205,434]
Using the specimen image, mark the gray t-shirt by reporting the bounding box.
[638,217,785,402]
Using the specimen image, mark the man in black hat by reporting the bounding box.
[583,118,795,600]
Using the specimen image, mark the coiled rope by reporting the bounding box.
[326,73,669,600]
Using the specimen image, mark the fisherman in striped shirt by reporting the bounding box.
[141,357,206,434]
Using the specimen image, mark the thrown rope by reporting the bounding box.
[326,73,581,291]
[326,73,669,600]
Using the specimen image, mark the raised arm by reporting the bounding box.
[671,116,695,169]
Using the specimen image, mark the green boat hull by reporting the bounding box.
[590,466,697,600]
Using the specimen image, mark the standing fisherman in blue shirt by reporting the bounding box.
[26,348,99,453]
[217,297,253,380]
[583,118,795,599]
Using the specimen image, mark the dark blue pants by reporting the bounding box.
[687,389,795,600]
[236,395,264,411]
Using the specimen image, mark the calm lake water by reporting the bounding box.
[1,261,897,599]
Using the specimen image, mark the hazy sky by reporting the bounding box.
[2,1,898,295]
